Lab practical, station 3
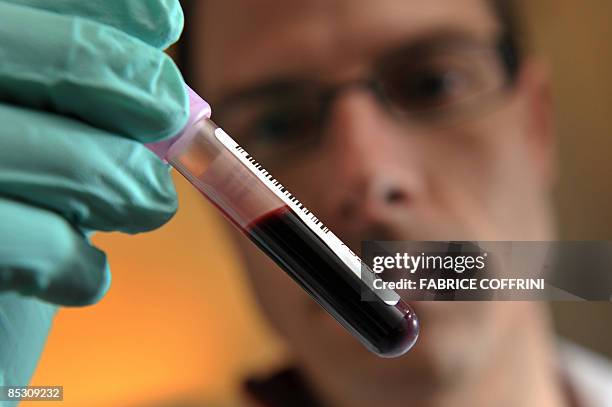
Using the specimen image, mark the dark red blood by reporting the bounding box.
[246,205,419,357]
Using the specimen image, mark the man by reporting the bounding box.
[0,1,610,406]
[182,0,612,406]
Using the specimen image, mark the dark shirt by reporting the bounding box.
[244,367,324,407]
[243,365,585,407]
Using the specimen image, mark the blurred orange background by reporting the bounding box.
[26,174,287,406]
[25,1,612,406]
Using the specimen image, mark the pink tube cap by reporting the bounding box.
[146,85,211,161]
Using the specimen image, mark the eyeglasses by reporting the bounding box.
[214,34,520,168]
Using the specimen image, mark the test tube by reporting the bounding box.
[147,87,419,357]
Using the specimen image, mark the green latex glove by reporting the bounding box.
[0,0,188,399]
[0,294,55,405]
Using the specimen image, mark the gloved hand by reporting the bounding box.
[0,0,188,397]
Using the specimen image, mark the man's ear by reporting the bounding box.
[517,58,558,189]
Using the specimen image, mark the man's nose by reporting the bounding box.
[322,88,424,227]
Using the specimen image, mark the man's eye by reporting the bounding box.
[393,68,470,109]
[408,71,456,97]
[250,110,307,145]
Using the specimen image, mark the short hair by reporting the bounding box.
[489,0,523,80]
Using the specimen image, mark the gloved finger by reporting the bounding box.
[0,104,178,233]
[0,2,188,144]
[0,293,56,389]
[0,198,111,306]
[0,0,184,49]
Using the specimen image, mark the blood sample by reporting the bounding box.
[147,86,419,357]
[248,206,418,357]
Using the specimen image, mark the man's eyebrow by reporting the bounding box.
[214,78,312,111]
[379,28,499,57]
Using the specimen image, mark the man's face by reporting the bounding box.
[195,0,555,403]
